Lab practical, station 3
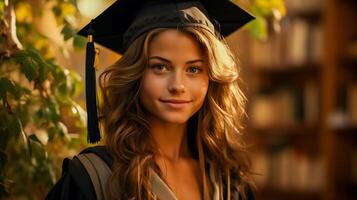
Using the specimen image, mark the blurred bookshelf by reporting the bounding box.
[241,0,357,199]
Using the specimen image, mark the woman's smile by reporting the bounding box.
[160,99,193,109]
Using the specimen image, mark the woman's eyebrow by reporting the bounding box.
[148,56,170,63]
[148,56,204,64]
[186,59,204,64]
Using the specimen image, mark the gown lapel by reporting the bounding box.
[151,170,178,200]
[150,164,224,200]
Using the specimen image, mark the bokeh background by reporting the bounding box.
[0,0,356,199]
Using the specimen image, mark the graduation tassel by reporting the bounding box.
[85,21,101,143]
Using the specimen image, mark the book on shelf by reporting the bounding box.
[250,91,295,127]
[250,94,277,127]
[250,86,319,127]
[287,19,310,66]
[309,24,323,63]
[304,81,319,124]
[331,83,357,128]
[250,17,323,68]
[277,89,299,124]
[250,32,282,67]
[252,147,324,191]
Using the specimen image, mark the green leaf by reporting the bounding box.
[0,112,12,149]
[17,117,29,152]
[61,24,75,41]
[14,83,32,97]
[47,60,67,84]
[73,35,86,50]
[34,96,61,125]
[10,115,22,140]
[52,5,61,17]
[68,70,83,97]
[0,78,32,102]
[38,61,50,83]
[58,82,69,97]
[245,15,268,41]
[46,96,61,123]
[0,113,27,153]
[47,126,57,142]
[15,47,49,82]
[0,78,15,101]
[0,1,4,21]
[28,134,43,145]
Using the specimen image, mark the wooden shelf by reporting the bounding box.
[340,57,357,71]
[253,63,321,73]
[249,123,319,135]
[247,123,321,153]
[256,187,322,200]
[334,182,357,199]
[333,126,357,137]
[335,182,357,191]
[243,0,357,199]
[252,63,321,79]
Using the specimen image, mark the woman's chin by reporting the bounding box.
[163,118,189,125]
[158,114,191,125]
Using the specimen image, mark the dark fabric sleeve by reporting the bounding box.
[45,157,96,200]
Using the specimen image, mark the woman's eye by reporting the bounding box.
[150,64,167,72]
[187,66,202,74]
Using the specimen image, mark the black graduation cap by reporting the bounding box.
[78,0,255,143]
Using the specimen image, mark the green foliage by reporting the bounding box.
[0,0,88,199]
[235,0,286,40]
[16,47,50,83]
[0,1,4,21]
[73,34,87,50]
[60,24,87,50]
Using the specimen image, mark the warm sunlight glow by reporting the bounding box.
[77,0,107,18]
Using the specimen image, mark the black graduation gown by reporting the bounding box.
[45,146,255,200]
[45,146,111,200]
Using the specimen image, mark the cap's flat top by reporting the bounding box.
[78,0,254,54]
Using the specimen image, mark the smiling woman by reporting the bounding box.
[46,0,255,200]
[141,29,209,125]
[99,25,254,200]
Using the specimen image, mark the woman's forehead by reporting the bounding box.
[148,29,205,61]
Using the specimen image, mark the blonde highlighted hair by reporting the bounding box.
[99,26,253,200]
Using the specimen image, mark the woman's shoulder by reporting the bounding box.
[45,145,113,200]
[80,145,114,168]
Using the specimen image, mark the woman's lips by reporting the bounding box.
[160,99,192,109]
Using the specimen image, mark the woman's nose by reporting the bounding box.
[168,72,185,94]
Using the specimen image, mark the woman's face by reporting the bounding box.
[140,29,209,125]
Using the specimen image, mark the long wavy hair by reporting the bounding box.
[99,26,254,200]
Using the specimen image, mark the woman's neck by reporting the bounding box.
[149,119,191,161]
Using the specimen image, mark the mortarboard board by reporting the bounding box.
[78,0,255,143]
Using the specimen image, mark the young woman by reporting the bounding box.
[46,0,255,199]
